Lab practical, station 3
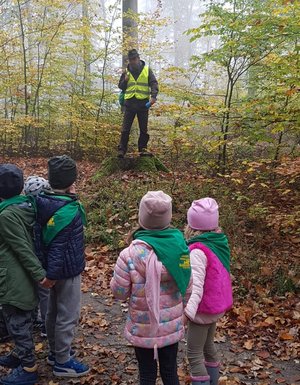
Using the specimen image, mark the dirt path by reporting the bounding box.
[76,289,300,385]
[0,271,298,385]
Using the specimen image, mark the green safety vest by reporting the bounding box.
[124,66,150,100]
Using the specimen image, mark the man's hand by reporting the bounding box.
[124,73,129,82]
[40,278,56,288]
[150,98,156,106]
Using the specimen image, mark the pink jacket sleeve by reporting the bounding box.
[110,247,132,300]
[184,249,207,320]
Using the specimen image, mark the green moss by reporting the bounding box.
[99,155,170,175]
[99,157,122,176]
[154,156,170,172]
[135,156,157,172]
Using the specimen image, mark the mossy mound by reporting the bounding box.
[99,155,170,176]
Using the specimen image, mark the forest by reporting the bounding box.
[0,0,299,384]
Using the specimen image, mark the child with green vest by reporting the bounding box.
[0,164,46,385]
[111,191,191,385]
[34,155,89,378]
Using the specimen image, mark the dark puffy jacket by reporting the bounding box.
[35,193,85,280]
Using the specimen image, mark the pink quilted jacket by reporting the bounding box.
[110,240,189,349]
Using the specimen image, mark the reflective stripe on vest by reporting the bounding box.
[124,66,150,100]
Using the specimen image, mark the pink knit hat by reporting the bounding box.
[139,191,172,230]
[187,197,219,231]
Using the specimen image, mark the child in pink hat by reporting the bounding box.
[111,191,191,385]
[184,198,233,385]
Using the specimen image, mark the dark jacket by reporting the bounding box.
[0,202,45,310]
[35,192,85,280]
[118,60,159,100]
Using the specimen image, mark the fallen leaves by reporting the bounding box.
[0,156,298,385]
[264,316,276,325]
[276,378,286,383]
[219,376,240,385]
[35,342,44,352]
[279,332,294,341]
[257,350,271,359]
[243,340,254,350]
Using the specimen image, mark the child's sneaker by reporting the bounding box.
[32,318,43,331]
[1,365,38,385]
[40,325,47,338]
[0,353,21,368]
[47,349,76,366]
[53,358,90,378]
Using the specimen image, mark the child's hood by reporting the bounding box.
[1,202,36,228]
[34,193,77,226]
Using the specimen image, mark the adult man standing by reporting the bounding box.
[118,49,159,158]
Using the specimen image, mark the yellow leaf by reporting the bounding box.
[279,332,294,341]
[264,316,275,325]
[243,340,254,350]
[35,342,44,352]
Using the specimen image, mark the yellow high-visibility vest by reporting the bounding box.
[124,66,150,100]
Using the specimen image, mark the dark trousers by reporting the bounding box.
[134,343,180,385]
[119,102,149,153]
[37,285,49,323]
[2,304,35,367]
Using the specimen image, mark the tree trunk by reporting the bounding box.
[17,0,29,146]
[220,79,234,173]
[82,0,91,97]
[218,69,233,172]
[122,0,138,67]
[96,2,119,122]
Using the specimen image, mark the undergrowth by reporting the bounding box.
[81,158,299,296]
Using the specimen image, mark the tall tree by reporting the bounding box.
[188,0,299,172]
[122,0,138,67]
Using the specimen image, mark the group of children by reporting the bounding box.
[0,157,233,385]
[111,191,233,385]
[0,156,89,385]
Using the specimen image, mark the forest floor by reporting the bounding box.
[0,155,299,385]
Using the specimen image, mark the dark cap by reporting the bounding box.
[128,49,139,59]
[48,155,77,189]
[0,164,24,199]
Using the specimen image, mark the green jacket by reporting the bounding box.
[0,203,45,310]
